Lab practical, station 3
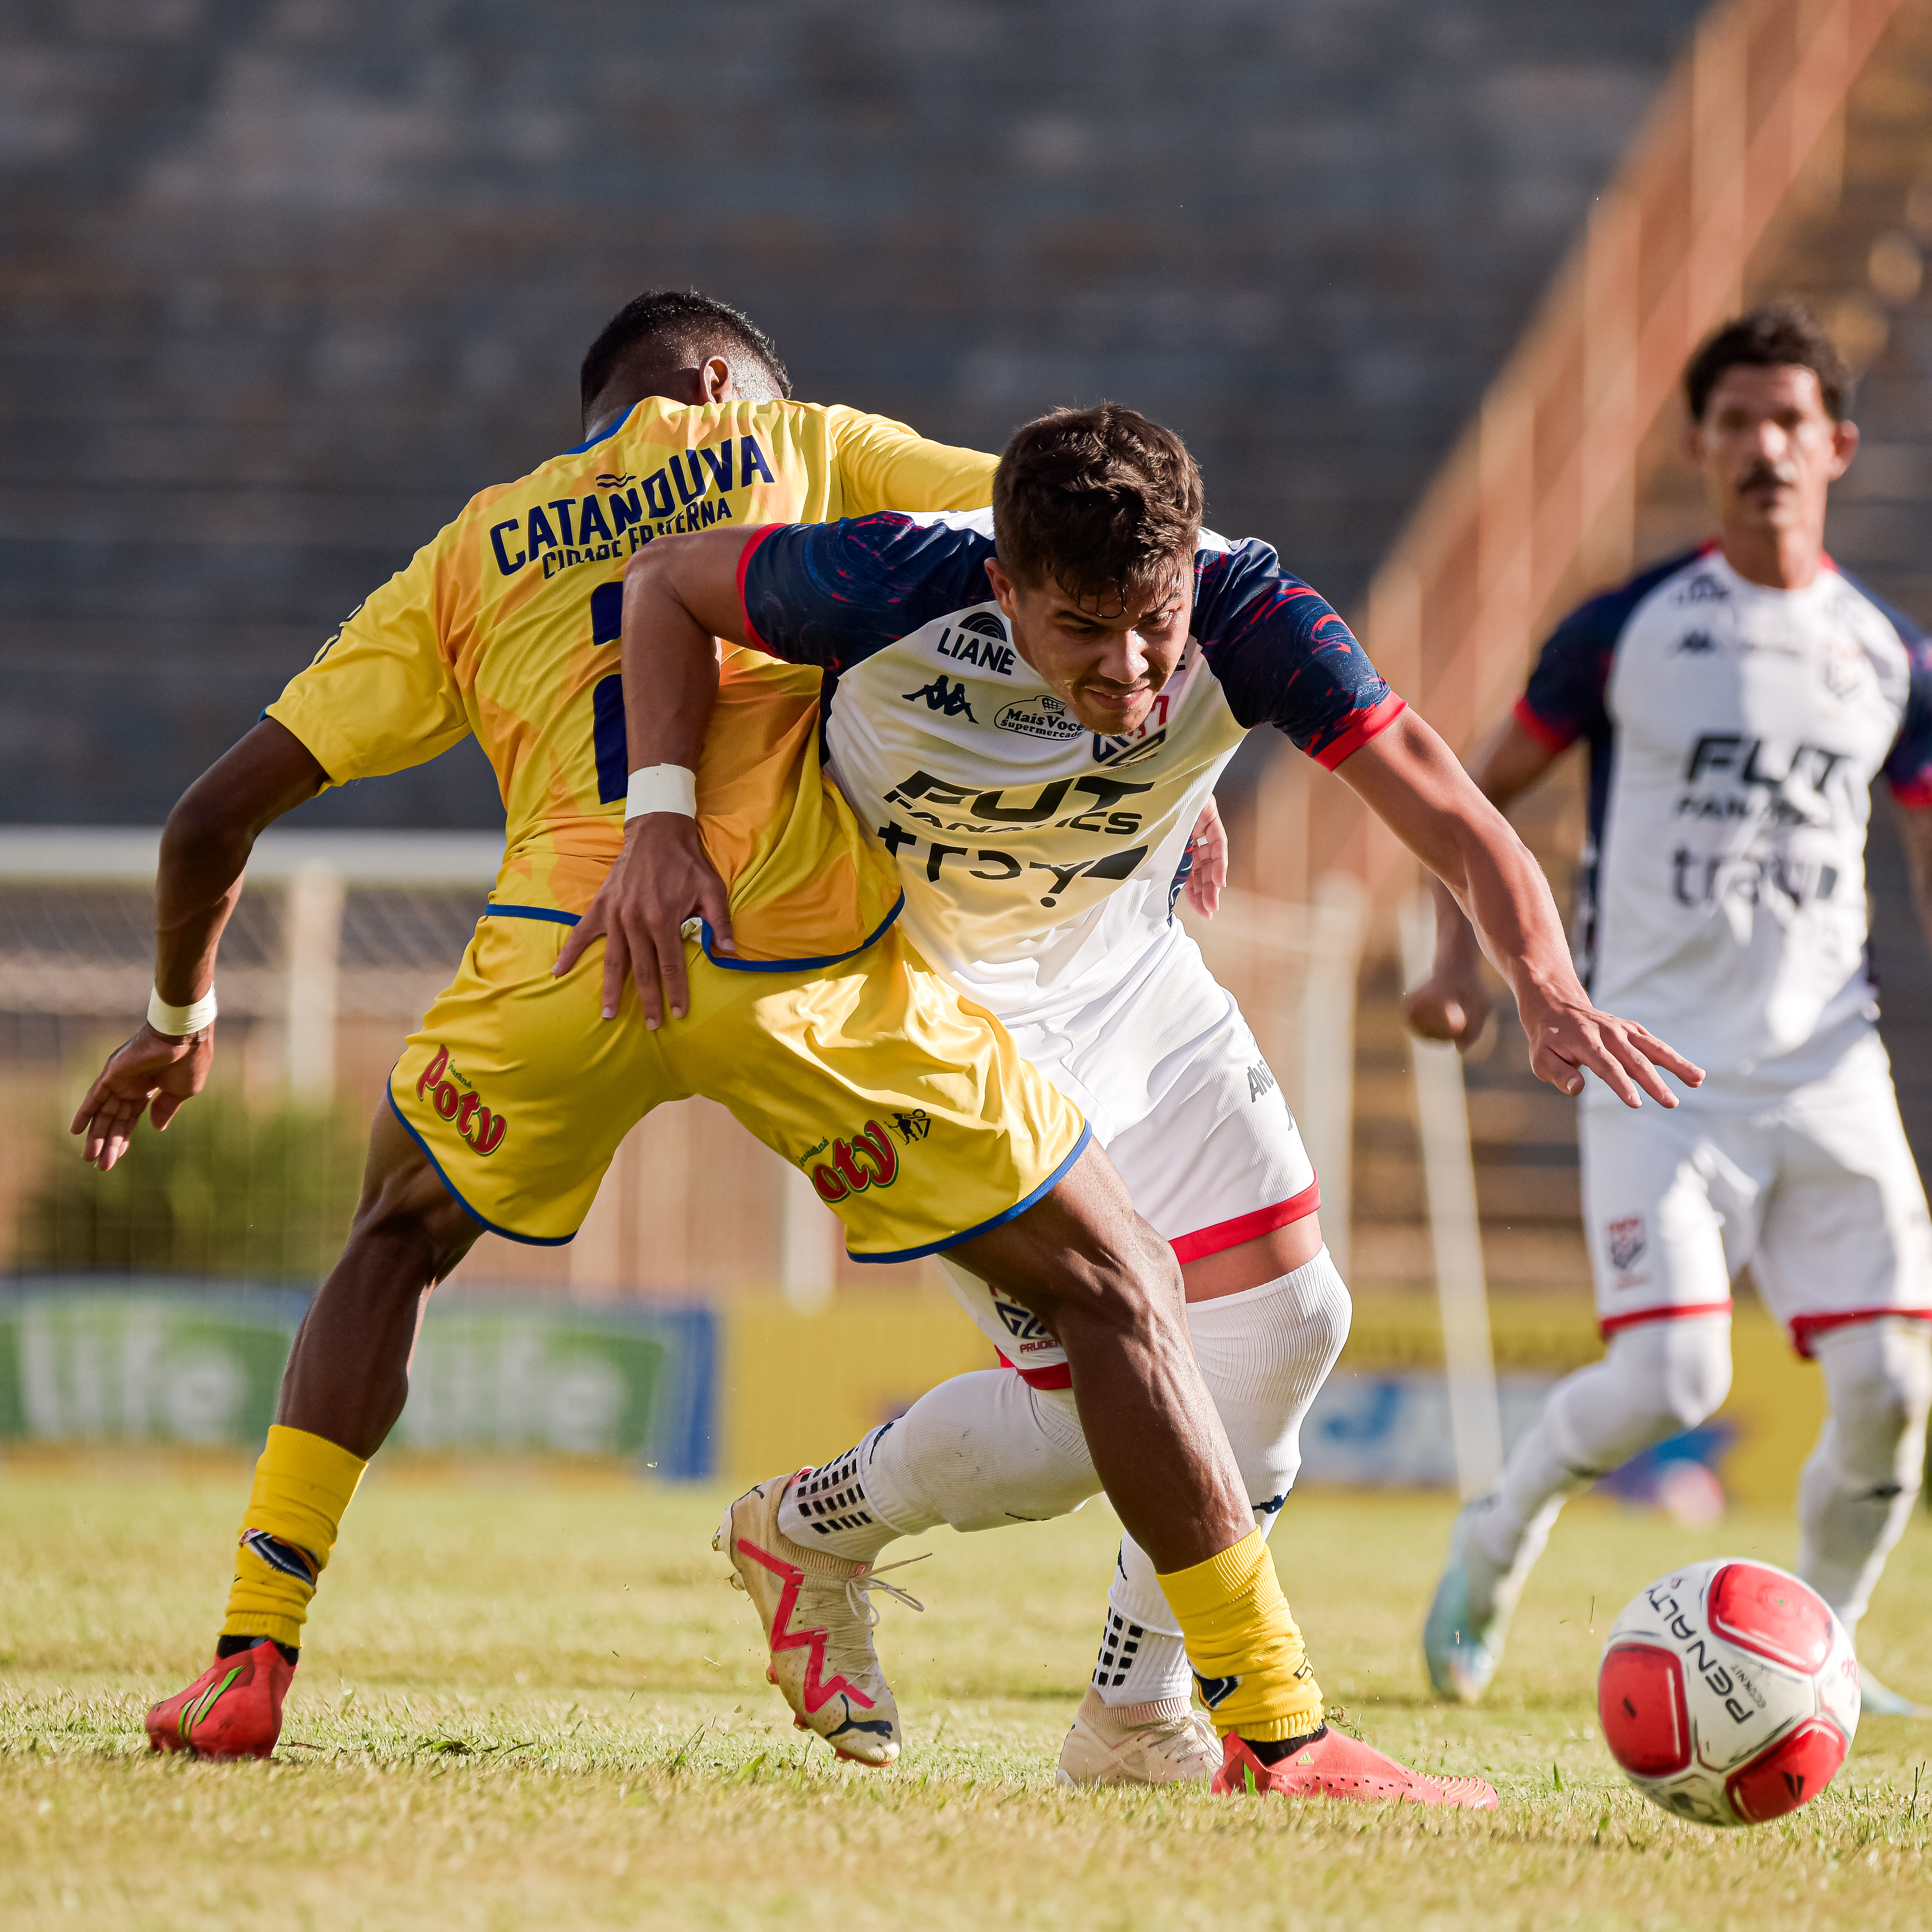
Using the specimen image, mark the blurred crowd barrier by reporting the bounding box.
[0,1278,1822,1514]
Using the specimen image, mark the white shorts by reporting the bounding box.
[1582,1032,1932,1357]
[939,926,1318,1385]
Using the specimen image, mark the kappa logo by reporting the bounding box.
[902,674,978,721]
[1607,1214,1646,1272]
[415,1046,508,1155]
[1674,628,1717,655]
[807,1120,901,1203]
[994,695,1082,741]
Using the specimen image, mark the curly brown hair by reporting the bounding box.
[992,404,1203,606]
[1684,302,1851,422]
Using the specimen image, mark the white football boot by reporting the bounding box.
[1055,1685,1221,1787]
[1422,1495,1556,1703]
[714,1471,923,1766]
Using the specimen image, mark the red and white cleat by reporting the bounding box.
[1212,1726,1499,1808]
[713,1472,923,1768]
[145,1639,294,1760]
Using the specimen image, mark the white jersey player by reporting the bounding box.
[575,402,1695,1790]
[1411,304,1932,1715]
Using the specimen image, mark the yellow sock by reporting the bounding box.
[220,1426,367,1652]
[1158,1527,1324,1742]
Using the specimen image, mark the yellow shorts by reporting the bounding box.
[388,905,1088,1260]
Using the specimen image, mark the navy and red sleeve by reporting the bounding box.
[737,513,994,672]
[1192,539,1404,768]
[1882,624,1932,809]
[1515,596,1625,754]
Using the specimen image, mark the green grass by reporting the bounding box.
[3,1452,1930,1929]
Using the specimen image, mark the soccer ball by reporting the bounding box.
[1598,1559,1860,1828]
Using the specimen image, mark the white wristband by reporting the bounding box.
[149,986,217,1037]
[624,763,698,821]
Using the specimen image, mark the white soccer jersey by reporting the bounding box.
[737,508,1403,1024]
[1517,545,1932,1088]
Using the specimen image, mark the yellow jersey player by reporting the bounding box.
[75,294,1357,1799]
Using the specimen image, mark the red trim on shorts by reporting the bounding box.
[994,1181,1325,1386]
[997,1351,1073,1391]
[1890,777,1932,811]
[734,524,783,651]
[1597,1299,1734,1340]
[1312,694,1405,772]
[1169,1178,1323,1265]
[1511,695,1575,755]
[1788,1307,1932,1360]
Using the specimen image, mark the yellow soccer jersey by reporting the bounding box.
[266,399,995,953]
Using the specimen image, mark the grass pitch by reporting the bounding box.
[3,1452,1930,1930]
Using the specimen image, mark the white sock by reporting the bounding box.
[779,1368,1103,1565]
[1099,1248,1353,1708]
[1472,1314,1733,1572]
[1798,1317,1932,1639]
[778,1427,911,1564]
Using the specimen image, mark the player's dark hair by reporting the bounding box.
[1684,302,1851,422]
[579,289,792,420]
[993,404,1203,605]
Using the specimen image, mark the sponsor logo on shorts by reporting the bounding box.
[1247,1059,1278,1102]
[1606,1213,1647,1279]
[901,674,978,722]
[806,1120,901,1204]
[992,1296,1060,1355]
[414,1045,507,1155]
[994,694,1081,741]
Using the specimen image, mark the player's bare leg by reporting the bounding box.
[146,1106,479,1758]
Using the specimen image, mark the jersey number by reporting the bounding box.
[588,582,627,802]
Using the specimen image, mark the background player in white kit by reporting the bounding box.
[568,404,1697,1791]
[1409,304,1932,1715]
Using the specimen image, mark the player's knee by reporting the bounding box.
[1817,1319,1932,1464]
[348,1117,480,1269]
[1609,1319,1731,1433]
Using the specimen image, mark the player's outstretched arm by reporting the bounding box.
[1401,710,1557,1050]
[553,527,763,1027]
[70,720,327,1171]
[1339,708,1703,1107]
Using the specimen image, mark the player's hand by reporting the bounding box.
[553,814,734,1028]
[1514,982,1704,1108]
[1184,797,1227,919]
[69,1023,215,1172]
[1403,967,1494,1052]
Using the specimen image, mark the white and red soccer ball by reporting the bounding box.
[1598,1559,1860,1828]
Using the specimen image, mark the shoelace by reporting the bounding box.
[842,1553,930,1625]
[816,1554,929,1679]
